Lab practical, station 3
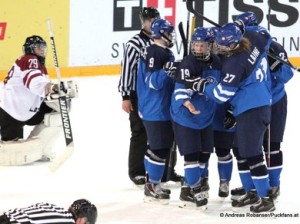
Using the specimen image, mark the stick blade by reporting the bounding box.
[49,144,74,172]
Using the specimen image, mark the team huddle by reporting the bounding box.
[120,7,294,213]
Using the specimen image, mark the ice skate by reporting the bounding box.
[231,187,258,201]
[250,197,275,213]
[231,187,246,200]
[179,184,193,208]
[269,186,280,202]
[144,182,170,204]
[161,171,183,188]
[218,180,229,198]
[232,191,260,212]
[179,184,207,210]
[192,186,208,210]
[130,176,145,190]
[199,177,210,199]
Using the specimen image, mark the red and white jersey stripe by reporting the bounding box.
[0,54,50,121]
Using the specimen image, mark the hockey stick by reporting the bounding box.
[178,22,188,57]
[265,124,271,167]
[166,140,177,182]
[47,19,74,172]
[267,53,300,72]
[186,10,191,55]
[267,0,271,31]
[186,0,220,28]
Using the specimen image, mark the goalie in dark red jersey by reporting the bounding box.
[0,35,77,165]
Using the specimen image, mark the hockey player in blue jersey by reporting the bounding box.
[200,27,236,199]
[136,18,175,203]
[170,27,221,208]
[230,11,294,203]
[263,40,293,199]
[185,22,275,213]
[212,102,236,198]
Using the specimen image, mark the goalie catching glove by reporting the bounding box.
[184,76,209,93]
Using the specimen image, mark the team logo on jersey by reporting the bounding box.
[206,76,218,85]
[0,22,7,41]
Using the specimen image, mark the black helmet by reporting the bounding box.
[69,199,97,224]
[23,35,47,55]
[139,7,160,22]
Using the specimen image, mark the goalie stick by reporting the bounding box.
[47,19,74,172]
[186,0,300,72]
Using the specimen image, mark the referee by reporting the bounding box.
[0,199,97,224]
[118,7,160,186]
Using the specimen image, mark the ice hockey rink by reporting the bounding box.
[1,74,300,224]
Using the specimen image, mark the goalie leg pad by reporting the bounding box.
[27,112,63,160]
[0,138,42,166]
[44,112,62,126]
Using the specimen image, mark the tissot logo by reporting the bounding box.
[113,0,177,31]
[147,0,176,27]
[0,22,7,41]
[113,0,143,31]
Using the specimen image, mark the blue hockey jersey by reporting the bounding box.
[137,44,175,121]
[246,27,293,104]
[171,54,221,129]
[205,30,273,116]
[268,41,294,104]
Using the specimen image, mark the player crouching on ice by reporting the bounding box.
[0,35,78,166]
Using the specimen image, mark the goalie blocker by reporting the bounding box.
[0,80,78,166]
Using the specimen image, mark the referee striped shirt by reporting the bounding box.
[4,202,75,224]
[118,29,153,100]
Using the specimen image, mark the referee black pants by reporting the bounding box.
[128,94,148,178]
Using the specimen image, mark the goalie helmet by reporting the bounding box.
[236,11,258,27]
[23,35,47,64]
[191,27,213,60]
[215,23,242,54]
[69,199,97,224]
[139,7,160,22]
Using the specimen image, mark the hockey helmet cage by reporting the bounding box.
[23,35,47,55]
[191,27,213,60]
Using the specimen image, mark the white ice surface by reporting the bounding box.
[1,74,300,224]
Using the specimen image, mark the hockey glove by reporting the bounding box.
[223,109,236,129]
[163,61,181,79]
[184,77,209,93]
